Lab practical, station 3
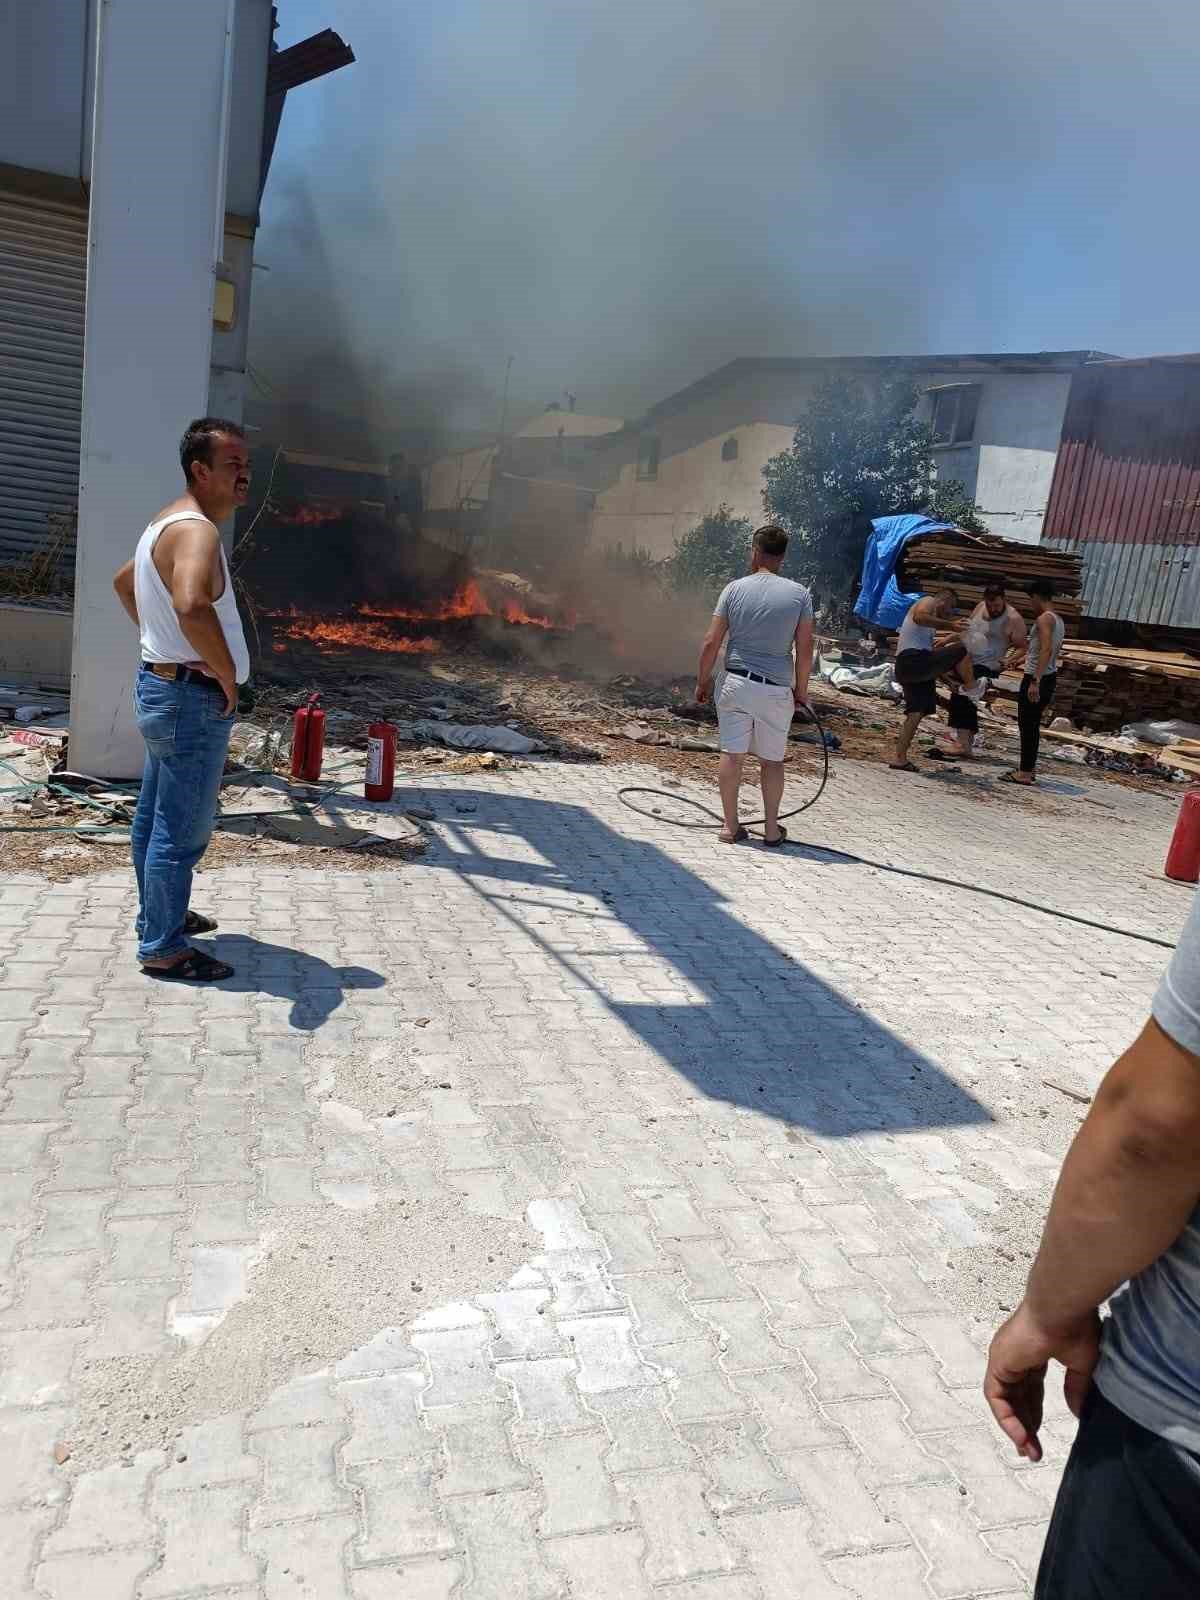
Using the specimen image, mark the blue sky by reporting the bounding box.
[251,0,1200,431]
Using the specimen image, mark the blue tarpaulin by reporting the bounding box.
[853,514,954,630]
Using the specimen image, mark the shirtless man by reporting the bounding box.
[112,418,252,981]
[889,589,977,771]
[943,582,1027,758]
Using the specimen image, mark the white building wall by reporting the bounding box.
[593,365,1075,559]
[921,370,1072,543]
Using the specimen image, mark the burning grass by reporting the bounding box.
[263,576,566,659]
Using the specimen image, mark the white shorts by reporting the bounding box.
[716,673,794,761]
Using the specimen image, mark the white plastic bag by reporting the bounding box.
[1119,719,1200,746]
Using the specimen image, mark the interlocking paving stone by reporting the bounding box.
[0,756,1179,1596]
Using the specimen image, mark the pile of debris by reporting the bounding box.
[899,530,1084,626]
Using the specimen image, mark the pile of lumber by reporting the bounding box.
[899,530,1084,626]
[1053,641,1200,732]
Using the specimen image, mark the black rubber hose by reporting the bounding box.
[616,702,1177,951]
[618,701,831,829]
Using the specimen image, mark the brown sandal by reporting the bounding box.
[143,948,234,983]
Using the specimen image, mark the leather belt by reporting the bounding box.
[141,661,218,688]
[724,665,784,687]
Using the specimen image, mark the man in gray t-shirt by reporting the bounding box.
[695,525,814,847]
[985,893,1200,1597]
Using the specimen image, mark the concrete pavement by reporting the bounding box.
[0,750,1185,1597]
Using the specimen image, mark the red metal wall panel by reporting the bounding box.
[1044,360,1200,548]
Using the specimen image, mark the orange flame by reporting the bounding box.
[270,501,348,527]
[266,579,563,657]
[271,615,442,654]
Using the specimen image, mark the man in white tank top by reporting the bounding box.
[111,418,252,982]
[889,588,977,771]
[1004,579,1065,787]
[942,582,1027,759]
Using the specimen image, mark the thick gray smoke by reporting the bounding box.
[252,0,1199,436]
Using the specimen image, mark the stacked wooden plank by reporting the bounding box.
[1052,641,1200,731]
[899,530,1084,625]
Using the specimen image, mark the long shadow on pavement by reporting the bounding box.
[415,789,991,1137]
[199,934,385,1030]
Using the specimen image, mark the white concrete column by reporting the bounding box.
[70,0,236,778]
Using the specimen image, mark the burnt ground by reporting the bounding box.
[0,635,1185,883]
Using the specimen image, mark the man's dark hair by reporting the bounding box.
[1029,578,1055,601]
[983,582,1006,599]
[752,524,789,559]
[180,417,246,483]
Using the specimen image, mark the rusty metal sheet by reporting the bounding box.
[1044,360,1200,550]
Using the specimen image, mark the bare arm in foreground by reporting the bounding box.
[985,1017,1200,1460]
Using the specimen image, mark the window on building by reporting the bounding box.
[636,435,660,480]
[929,384,981,446]
[721,436,739,462]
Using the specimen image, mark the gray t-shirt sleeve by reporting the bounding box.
[714,583,734,619]
[796,586,814,623]
[1152,894,1200,1055]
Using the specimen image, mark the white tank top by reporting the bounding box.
[896,604,934,654]
[1025,612,1064,679]
[971,607,1015,670]
[134,512,250,684]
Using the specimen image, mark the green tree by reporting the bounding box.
[761,376,986,617]
[666,504,752,602]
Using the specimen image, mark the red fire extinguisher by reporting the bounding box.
[365,720,397,802]
[1165,788,1200,882]
[289,693,325,782]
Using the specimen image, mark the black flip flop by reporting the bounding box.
[926,748,959,762]
[184,910,219,935]
[142,948,234,983]
[720,826,750,843]
[762,826,788,848]
[1001,771,1035,787]
[888,761,920,773]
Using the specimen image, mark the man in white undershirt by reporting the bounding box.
[112,418,252,983]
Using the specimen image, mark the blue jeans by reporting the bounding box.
[131,667,233,962]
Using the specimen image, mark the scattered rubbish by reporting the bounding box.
[454,801,477,814]
[441,751,524,774]
[53,1443,71,1465]
[1084,747,1178,781]
[1122,719,1200,746]
[407,721,547,754]
[1042,1077,1093,1105]
[404,806,436,821]
[826,662,901,700]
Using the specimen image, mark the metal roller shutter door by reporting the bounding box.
[0,189,87,569]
